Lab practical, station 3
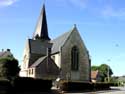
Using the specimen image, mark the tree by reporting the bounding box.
[91,64,113,82]
[99,64,113,82]
[99,64,113,77]
[91,65,99,71]
[0,57,20,80]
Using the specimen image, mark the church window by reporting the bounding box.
[71,46,79,71]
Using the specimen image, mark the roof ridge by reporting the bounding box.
[0,51,7,57]
[52,24,76,41]
[30,56,47,68]
[52,30,72,41]
[51,27,74,54]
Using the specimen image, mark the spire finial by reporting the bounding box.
[74,24,76,28]
[71,24,77,31]
[43,0,46,5]
[72,24,77,30]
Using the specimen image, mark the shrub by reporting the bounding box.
[93,82,110,90]
[0,80,12,94]
[109,82,119,87]
[59,81,111,91]
[0,57,20,80]
[12,77,52,92]
[59,81,93,91]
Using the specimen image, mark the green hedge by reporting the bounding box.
[109,82,119,87]
[12,77,52,92]
[0,78,118,93]
[59,81,92,91]
[0,80,12,94]
[0,77,52,93]
[93,82,110,90]
[59,81,111,91]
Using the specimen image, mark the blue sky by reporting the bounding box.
[0,0,125,76]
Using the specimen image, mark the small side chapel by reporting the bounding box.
[20,4,91,82]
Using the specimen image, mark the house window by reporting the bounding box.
[71,46,79,71]
[31,68,33,74]
[29,68,33,75]
[29,69,31,75]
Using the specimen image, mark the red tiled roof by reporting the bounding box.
[91,70,99,79]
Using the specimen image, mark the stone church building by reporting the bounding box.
[20,4,91,82]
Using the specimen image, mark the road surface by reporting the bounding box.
[64,87,125,94]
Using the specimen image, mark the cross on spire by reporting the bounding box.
[43,0,46,4]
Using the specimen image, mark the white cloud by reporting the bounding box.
[55,0,125,17]
[55,0,88,9]
[0,0,19,7]
[102,6,125,17]
[68,0,88,9]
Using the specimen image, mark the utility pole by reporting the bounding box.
[108,66,110,82]
[107,59,111,82]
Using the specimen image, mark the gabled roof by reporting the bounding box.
[0,52,5,57]
[33,4,50,40]
[30,56,47,68]
[51,28,74,54]
[0,50,13,58]
[118,76,125,81]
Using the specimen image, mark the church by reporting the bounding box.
[20,4,91,82]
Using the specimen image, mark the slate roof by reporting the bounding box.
[30,56,47,68]
[33,4,50,40]
[0,51,13,58]
[51,28,73,54]
[118,76,125,81]
[28,39,44,54]
[91,70,99,79]
[0,52,5,57]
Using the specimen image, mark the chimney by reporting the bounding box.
[7,49,10,52]
[2,49,4,52]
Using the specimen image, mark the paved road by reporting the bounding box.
[64,87,125,94]
[15,87,125,94]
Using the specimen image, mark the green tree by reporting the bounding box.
[0,57,20,80]
[91,64,113,82]
[91,65,99,71]
[99,64,113,82]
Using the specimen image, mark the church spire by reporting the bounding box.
[33,4,50,40]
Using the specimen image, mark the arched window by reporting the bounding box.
[71,46,79,71]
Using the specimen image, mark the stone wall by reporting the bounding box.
[35,58,60,80]
[61,29,90,82]
[51,53,61,68]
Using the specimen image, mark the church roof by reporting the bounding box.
[30,56,47,67]
[33,4,50,40]
[51,26,76,54]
